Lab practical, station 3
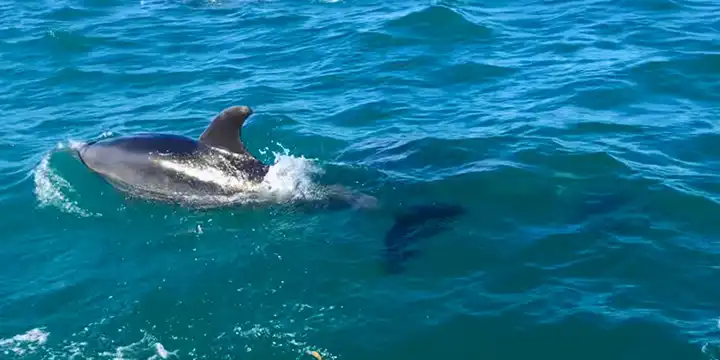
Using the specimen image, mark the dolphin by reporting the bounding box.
[75,105,466,272]
[78,106,291,207]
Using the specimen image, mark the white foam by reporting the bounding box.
[33,147,101,218]
[258,151,325,201]
[233,322,338,360]
[96,331,178,360]
[0,322,334,359]
[0,328,49,356]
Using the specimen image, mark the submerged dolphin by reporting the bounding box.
[75,105,466,272]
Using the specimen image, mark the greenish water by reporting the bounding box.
[2,0,720,359]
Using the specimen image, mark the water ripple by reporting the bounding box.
[2,0,720,359]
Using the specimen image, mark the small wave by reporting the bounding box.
[32,142,101,218]
[628,53,720,103]
[429,61,517,86]
[44,5,98,22]
[621,0,684,11]
[384,4,492,41]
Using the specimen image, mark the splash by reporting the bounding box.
[259,150,326,201]
[32,141,101,218]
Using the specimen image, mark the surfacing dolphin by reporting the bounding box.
[75,105,466,272]
[77,105,336,207]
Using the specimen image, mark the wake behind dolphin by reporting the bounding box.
[74,105,466,272]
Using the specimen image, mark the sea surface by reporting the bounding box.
[2,0,720,359]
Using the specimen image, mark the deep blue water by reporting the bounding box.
[2,0,720,359]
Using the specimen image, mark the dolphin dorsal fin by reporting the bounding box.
[198,105,254,155]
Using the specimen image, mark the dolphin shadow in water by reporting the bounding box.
[274,186,468,273]
[73,105,468,273]
[381,202,467,274]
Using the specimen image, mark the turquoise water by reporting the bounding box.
[2,0,720,359]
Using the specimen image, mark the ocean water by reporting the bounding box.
[2,0,720,359]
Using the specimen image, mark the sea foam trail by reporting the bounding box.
[0,311,341,359]
[0,328,49,357]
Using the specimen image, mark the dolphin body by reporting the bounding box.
[75,105,466,272]
[76,106,274,206]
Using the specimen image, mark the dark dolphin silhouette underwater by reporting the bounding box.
[74,105,467,273]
